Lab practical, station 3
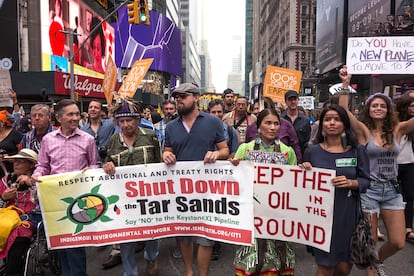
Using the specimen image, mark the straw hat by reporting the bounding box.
[5,148,38,163]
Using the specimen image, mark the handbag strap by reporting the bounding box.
[355,195,364,225]
[9,205,31,228]
[8,205,27,216]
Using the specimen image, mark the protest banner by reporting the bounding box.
[328,83,357,95]
[0,69,13,107]
[118,58,154,98]
[298,96,314,110]
[346,36,414,74]
[253,164,335,252]
[102,55,117,105]
[263,66,302,104]
[38,161,254,249]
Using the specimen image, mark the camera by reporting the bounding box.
[98,146,108,159]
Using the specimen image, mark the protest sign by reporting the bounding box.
[298,96,314,110]
[118,58,153,98]
[102,55,117,105]
[38,161,254,249]
[263,66,302,104]
[347,36,414,74]
[0,69,13,107]
[328,83,357,95]
[253,164,335,252]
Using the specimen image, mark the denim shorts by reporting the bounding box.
[179,236,214,246]
[361,181,405,213]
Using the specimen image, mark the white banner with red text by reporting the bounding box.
[253,164,335,252]
[38,161,254,249]
[37,161,335,252]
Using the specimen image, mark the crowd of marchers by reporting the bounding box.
[1,66,414,276]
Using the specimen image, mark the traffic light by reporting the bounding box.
[127,0,138,24]
[138,0,150,25]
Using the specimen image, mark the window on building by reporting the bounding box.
[301,65,307,73]
[301,52,306,60]
[302,5,307,16]
[301,35,306,44]
[301,20,307,29]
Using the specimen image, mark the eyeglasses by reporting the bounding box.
[173,92,192,99]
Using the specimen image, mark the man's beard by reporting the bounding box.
[178,103,196,116]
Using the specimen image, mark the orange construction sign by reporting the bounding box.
[102,56,117,105]
[118,58,154,98]
[263,66,302,104]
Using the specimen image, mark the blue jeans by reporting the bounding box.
[120,240,159,276]
[361,181,405,213]
[58,247,87,276]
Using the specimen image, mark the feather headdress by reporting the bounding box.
[111,94,143,119]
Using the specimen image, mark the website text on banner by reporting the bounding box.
[37,161,254,249]
[253,164,335,252]
[346,36,414,74]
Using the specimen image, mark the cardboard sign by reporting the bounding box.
[299,96,315,110]
[347,36,414,74]
[328,83,357,95]
[253,164,335,252]
[102,55,117,105]
[263,66,302,104]
[118,58,154,98]
[0,69,13,107]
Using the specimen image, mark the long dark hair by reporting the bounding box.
[396,94,414,122]
[256,108,280,129]
[316,104,358,148]
[360,93,396,147]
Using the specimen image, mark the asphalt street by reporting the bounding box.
[84,235,414,276]
[35,224,414,275]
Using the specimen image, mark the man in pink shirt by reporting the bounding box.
[33,99,98,276]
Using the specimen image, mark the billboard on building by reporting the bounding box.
[40,0,115,78]
[315,0,345,74]
[115,8,182,77]
[348,0,391,37]
[0,1,19,71]
[396,0,413,15]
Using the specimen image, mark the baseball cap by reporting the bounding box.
[223,88,234,96]
[284,90,299,100]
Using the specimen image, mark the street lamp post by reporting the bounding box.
[62,0,130,101]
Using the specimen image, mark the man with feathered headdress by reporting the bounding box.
[102,97,161,276]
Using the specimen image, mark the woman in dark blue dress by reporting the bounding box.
[300,104,370,275]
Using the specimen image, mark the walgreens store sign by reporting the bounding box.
[54,72,104,98]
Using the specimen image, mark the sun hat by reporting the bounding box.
[5,148,38,163]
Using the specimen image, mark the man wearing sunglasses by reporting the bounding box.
[163,83,229,276]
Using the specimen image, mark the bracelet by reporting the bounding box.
[13,102,19,106]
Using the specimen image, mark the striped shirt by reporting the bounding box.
[34,128,99,176]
